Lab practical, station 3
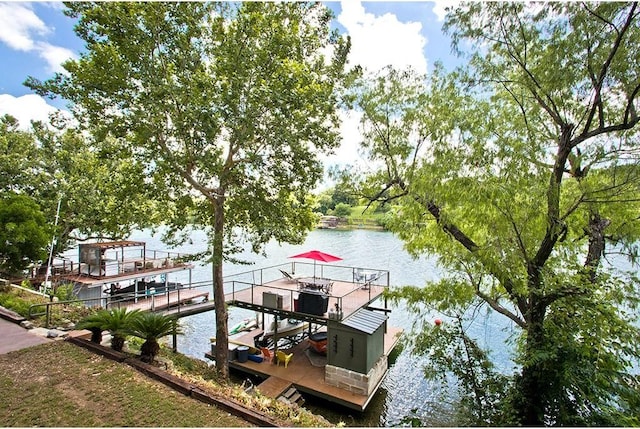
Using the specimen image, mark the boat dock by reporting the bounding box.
[206,325,402,411]
[43,240,403,412]
[201,262,403,411]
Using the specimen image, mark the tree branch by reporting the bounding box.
[581,2,638,135]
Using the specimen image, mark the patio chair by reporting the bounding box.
[279,269,303,283]
[260,347,273,363]
[276,350,293,368]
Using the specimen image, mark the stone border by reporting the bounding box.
[66,336,280,427]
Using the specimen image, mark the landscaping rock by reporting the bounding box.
[30,327,51,337]
[20,320,35,329]
[57,321,76,331]
[47,329,69,339]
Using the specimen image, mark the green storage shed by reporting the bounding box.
[327,308,388,374]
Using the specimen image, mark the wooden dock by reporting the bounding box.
[116,289,209,312]
[207,326,403,411]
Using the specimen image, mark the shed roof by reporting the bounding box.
[341,308,387,334]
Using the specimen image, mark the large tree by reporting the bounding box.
[349,3,640,425]
[27,2,350,379]
[0,114,155,261]
[0,192,50,277]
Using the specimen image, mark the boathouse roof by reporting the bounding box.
[341,308,387,334]
[78,240,145,249]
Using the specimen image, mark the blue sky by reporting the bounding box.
[0,1,460,170]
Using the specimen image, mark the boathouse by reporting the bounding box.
[216,261,402,411]
[37,240,200,309]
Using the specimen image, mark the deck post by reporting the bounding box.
[172,324,177,352]
[273,315,279,356]
[177,286,181,315]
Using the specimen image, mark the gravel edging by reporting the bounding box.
[66,335,280,427]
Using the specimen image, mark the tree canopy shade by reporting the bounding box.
[0,192,50,276]
[347,2,640,426]
[26,2,352,379]
[0,114,156,260]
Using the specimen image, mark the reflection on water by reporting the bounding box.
[131,228,514,426]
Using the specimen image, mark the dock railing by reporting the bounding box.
[105,280,212,313]
[27,280,213,327]
[77,248,190,278]
[223,262,390,321]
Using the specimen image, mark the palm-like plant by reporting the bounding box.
[86,307,141,352]
[76,309,109,343]
[128,312,182,363]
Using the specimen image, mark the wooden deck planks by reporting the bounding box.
[256,376,292,398]
[121,289,209,312]
[218,326,403,411]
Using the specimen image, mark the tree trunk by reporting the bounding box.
[89,328,102,344]
[514,297,547,426]
[212,196,229,379]
[111,334,125,352]
[585,211,610,282]
[140,339,159,363]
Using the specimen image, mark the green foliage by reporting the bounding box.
[0,285,48,318]
[0,115,40,193]
[0,114,155,258]
[332,203,352,217]
[53,283,78,302]
[78,308,141,352]
[127,312,182,363]
[0,193,50,276]
[0,294,38,318]
[27,1,352,379]
[351,3,640,425]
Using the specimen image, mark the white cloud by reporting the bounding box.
[36,42,75,74]
[431,0,460,22]
[323,1,430,184]
[0,3,75,74]
[0,3,49,51]
[337,1,427,75]
[0,94,59,130]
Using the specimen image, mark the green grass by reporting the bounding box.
[0,341,252,427]
[344,205,388,229]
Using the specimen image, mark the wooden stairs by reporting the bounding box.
[257,376,305,407]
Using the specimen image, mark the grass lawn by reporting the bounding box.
[0,341,252,427]
[344,205,387,229]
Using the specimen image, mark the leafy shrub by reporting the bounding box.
[0,288,47,317]
[54,283,78,302]
[333,202,352,217]
[128,312,181,363]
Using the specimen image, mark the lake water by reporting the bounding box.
[128,228,518,426]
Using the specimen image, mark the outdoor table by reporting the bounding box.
[297,277,331,293]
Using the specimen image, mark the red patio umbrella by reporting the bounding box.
[289,250,342,277]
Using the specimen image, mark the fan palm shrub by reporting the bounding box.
[103,308,142,351]
[128,312,182,363]
[76,309,109,343]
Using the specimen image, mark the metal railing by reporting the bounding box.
[224,267,389,322]
[27,281,214,327]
